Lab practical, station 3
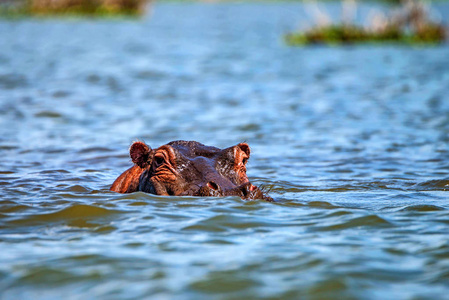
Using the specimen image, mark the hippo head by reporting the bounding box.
[111,140,272,201]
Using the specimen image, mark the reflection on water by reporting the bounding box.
[1,2,449,299]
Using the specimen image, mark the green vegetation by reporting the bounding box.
[285,23,446,45]
[286,0,447,45]
[0,0,149,17]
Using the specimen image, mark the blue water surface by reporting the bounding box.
[1,2,449,299]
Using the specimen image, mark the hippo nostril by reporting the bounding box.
[207,181,219,191]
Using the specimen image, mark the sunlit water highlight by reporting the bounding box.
[1,2,449,299]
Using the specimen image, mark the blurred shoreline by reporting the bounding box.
[0,0,150,17]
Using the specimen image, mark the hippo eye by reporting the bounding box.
[154,155,165,167]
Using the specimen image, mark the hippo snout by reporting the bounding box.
[198,181,271,201]
[236,182,273,201]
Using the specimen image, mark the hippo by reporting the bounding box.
[110,140,272,201]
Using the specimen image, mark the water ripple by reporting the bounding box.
[399,204,446,212]
[5,204,124,228]
[1,2,449,299]
[311,214,393,231]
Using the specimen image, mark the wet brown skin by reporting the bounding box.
[110,141,272,201]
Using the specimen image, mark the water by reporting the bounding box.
[1,2,449,299]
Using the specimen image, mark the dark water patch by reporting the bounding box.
[133,69,168,80]
[127,200,151,206]
[123,242,145,248]
[306,278,351,299]
[383,247,409,256]
[343,267,424,284]
[52,90,71,98]
[327,168,354,173]
[7,204,124,227]
[307,201,342,209]
[85,74,124,92]
[427,270,449,285]
[34,111,64,118]
[39,169,71,174]
[434,213,449,225]
[183,214,283,232]
[67,184,90,193]
[203,238,236,245]
[274,200,307,207]
[0,145,18,151]
[189,270,262,294]
[77,147,114,154]
[323,210,354,218]
[86,73,101,83]
[0,174,20,180]
[93,225,117,233]
[39,148,67,154]
[385,192,443,202]
[414,179,449,191]
[81,169,104,173]
[399,204,446,212]
[13,267,86,286]
[0,200,32,213]
[311,215,393,231]
[238,123,261,132]
[0,73,27,89]
[418,244,449,259]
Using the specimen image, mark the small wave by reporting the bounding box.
[111,191,164,202]
[9,204,123,227]
[34,111,64,118]
[311,214,393,231]
[133,69,168,80]
[39,169,70,174]
[14,266,101,286]
[418,244,449,260]
[0,73,27,89]
[182,214,282,232]
[275,200,306,207]
[399,205,446,212]
[307,201,341,209]
[18,267,77,285]
[414,180,449,191]
[188,270,261,293]
[0,145,18,151]
[67,185,90,193]
[0,200,32,214]
[307,278,348,298]
[52,90,71,98]
[77,147,114,154]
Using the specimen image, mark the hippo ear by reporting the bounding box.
[130,141,152,168]
[237,143,250,157]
